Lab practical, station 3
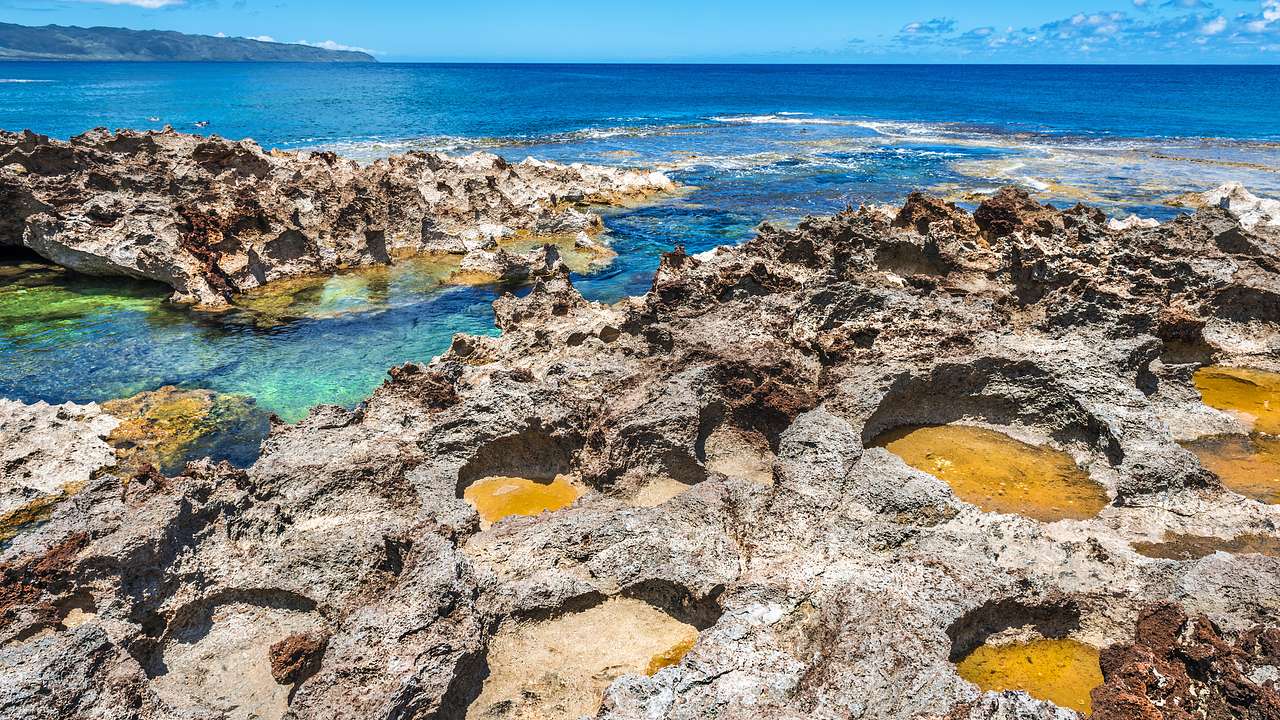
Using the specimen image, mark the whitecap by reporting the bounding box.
[0,79,54,84]
[710,114,859,126]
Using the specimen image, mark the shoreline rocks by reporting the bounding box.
[1,185,1279,719]
[0,400,117,544]
[0,128,675,307]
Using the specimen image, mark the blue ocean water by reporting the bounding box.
[2,62,1278,466]
[4,63,1279,145]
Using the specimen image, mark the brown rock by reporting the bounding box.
[893,192,981,238]
[1092,602,1280,720]
[268,632,329,685]
[974,187,1065,238]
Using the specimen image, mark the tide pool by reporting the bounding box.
[3,63,1279,468]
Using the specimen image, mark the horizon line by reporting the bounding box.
[2,59,1279,67]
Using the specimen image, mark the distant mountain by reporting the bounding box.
[0,23,376,62]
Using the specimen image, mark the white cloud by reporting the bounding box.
[294,39,376,54]
[214,32,226,38]
[1253,0,1280,30]
[74,0,186,7]
[1200,16,1227,34]
[248,35,276,43]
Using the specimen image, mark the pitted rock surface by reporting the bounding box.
[0,128,675,306]
[1,186,1279,720]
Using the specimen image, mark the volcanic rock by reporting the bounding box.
[2,187,1280,720]
[1091,602,1280,720]
[0,400,117,543]
[0,128,675,307]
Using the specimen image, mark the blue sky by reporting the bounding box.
[1,0,1279,62]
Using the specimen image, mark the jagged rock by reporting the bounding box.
[1203,182,1280,231]
[893,191,981,238]
[0,400,117,542]
[973,187,1066,238]
[0,128,675,307]
[451,243,568,285]
[1091,602,1280,720]
[2,187,1280,720]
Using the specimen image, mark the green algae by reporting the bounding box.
[231,252,462,326]
[0,256,500,437]
[0,262,172,343]
[103,386,263,476]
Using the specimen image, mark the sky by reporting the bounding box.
[1,0,1279,62]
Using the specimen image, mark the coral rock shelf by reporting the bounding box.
[3,183,1280,719]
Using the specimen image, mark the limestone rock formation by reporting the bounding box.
[0,400,117,543]
[1203,182,1280,231]
[2,187,1280,720]
[0,128,675,306]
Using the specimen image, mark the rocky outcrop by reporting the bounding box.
[2,188,1279,719]
[1203,182,1280,231]
[1091,602,1280,720]
[0,400,117,543]
[0,128,675,306]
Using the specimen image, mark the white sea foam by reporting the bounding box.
[710,114,860,126]
[0,79,54,84]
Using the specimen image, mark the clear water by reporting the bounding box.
[3,63,1279,467]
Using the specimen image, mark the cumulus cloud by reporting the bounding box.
[294,39,376,54]
[1244,0,1280,32]
[876,1,1280,59]
[248,35,276,42]
[899,17,957,37]
[1200,15,1227,34]
[73,0,185,7]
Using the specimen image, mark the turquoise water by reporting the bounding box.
[3,63,1279,467]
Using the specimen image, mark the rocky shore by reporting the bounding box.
[0,128,675,306]
[2,183,1280,720]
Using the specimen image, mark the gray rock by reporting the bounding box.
[3,186,1280,720]
[0,128,675,306]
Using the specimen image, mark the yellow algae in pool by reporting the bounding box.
[646,633,698,675]
[955,638,1103,714]
[465,597,698,720]
[463,475,581,525]
[1181,433,1280,504]
[1194,366,1280,435]
[872,425,1108,522]
[1133,532,1280,560]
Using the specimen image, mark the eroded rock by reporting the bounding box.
[2,186,1280,720]
[0,400,117,543]
[1091,602,1280,720]
[0,128,675,306]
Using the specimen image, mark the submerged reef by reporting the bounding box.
[0,128,675,307]
[2,183,1280,720]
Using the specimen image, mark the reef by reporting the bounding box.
[0,128,675,307]
[2,184,1280,720]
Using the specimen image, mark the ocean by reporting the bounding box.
[2,62,1278,467]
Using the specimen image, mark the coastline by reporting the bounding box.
[3,181,1279,718]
